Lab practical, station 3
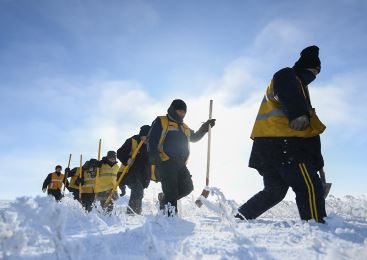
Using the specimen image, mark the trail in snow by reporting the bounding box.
[1,188,366,260]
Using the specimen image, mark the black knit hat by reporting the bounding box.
[139,125,151,137]
[169,99,187,112]
[55,165,62,170]
[107,151,116,158]
[294,45,321,72]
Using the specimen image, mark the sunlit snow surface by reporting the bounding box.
[1,187,366,259]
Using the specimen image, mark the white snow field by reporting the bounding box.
[1,187,366,260]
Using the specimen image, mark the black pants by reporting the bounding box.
[80,193,95,212]
[160,159,194,215]
[47,189,62,201]
[238,162,326,222]
[127,180,144,215]
[68,188,79,201]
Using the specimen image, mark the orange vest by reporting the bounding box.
[48,172,64,190]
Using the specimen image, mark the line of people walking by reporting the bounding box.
[43,45,329,223]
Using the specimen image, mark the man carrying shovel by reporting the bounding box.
[148,99,216,216]
[236,46,330,223]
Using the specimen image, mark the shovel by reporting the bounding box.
[195,100,213,208]
[319,168,332,198]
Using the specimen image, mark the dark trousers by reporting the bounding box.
[81,193,95,212]
[47,189,62,201]
[160,159,194,215]
[68,188,79,201]
[127,180,144,214]
[238,162,326,222]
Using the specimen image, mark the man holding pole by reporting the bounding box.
[95,151,120,213]
[148,99,216,216]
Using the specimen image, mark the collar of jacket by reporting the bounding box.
[101,157,117,167]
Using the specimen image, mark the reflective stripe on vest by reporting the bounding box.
[157,116,191,162]
[48,172,64,190]
[80,169,96,194]
[250,79,326,139]
[95,163,119,193]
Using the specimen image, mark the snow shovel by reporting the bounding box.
[195,100,213,208]
[94,139,102,193]
[319,168,332,198]
[104,140,144,207]
[62,153,72,195]
[78,154,83,200]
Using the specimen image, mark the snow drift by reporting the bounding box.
[1,189,366,259]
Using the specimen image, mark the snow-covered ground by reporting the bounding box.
[1,187,366,260]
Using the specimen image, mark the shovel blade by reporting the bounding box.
[323,183,332,199]
[195,188,210,208]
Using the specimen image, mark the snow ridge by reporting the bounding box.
[1,190,366,259]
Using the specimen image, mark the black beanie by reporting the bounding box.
[55,165,62,170]
[107,151,116,158]
[294,45,321,72]
[169,99,187,112]
[139,125,151,137]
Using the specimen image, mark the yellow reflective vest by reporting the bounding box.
[48,172,64,190]
[158,116,191,162]
[250,79,326,139]
[95,162,119,193]
[69,175,79,190]
[80,168,96,194]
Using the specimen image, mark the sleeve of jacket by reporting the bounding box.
[190,128,205,143]
[117,138,132,165]
[148,117,163,164]
[273,68,309,121]
[42,173,52,190]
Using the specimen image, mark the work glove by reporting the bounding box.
[42,188,46,193]
[65,167,71,174]
[75,177,84,186]
[289,115,309,131]
[199,119,216,133]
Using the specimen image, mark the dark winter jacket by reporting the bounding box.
[148,112,207,164]
[249,67,324,171]
[117,135,150,187]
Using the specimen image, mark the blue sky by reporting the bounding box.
[0,0,366,201]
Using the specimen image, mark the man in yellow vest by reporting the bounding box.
[236,46,327,223]
[42,165,68,201]
[65,167,80,201]
[117,125,151,215]
[75,159,99,212]
[95,151,120,213]
[148,99,216,216]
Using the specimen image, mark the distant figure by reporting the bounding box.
[236,46,327,223]
[42,165,68,201]
[148,99,216,216]
[117,125,152,215]
[95,151,120,213]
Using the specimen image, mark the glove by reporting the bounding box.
[75,177,84,186]
[42,188,46,193]
[65,167,71,174]
[289,115,309,131]
[199,119,216,133]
